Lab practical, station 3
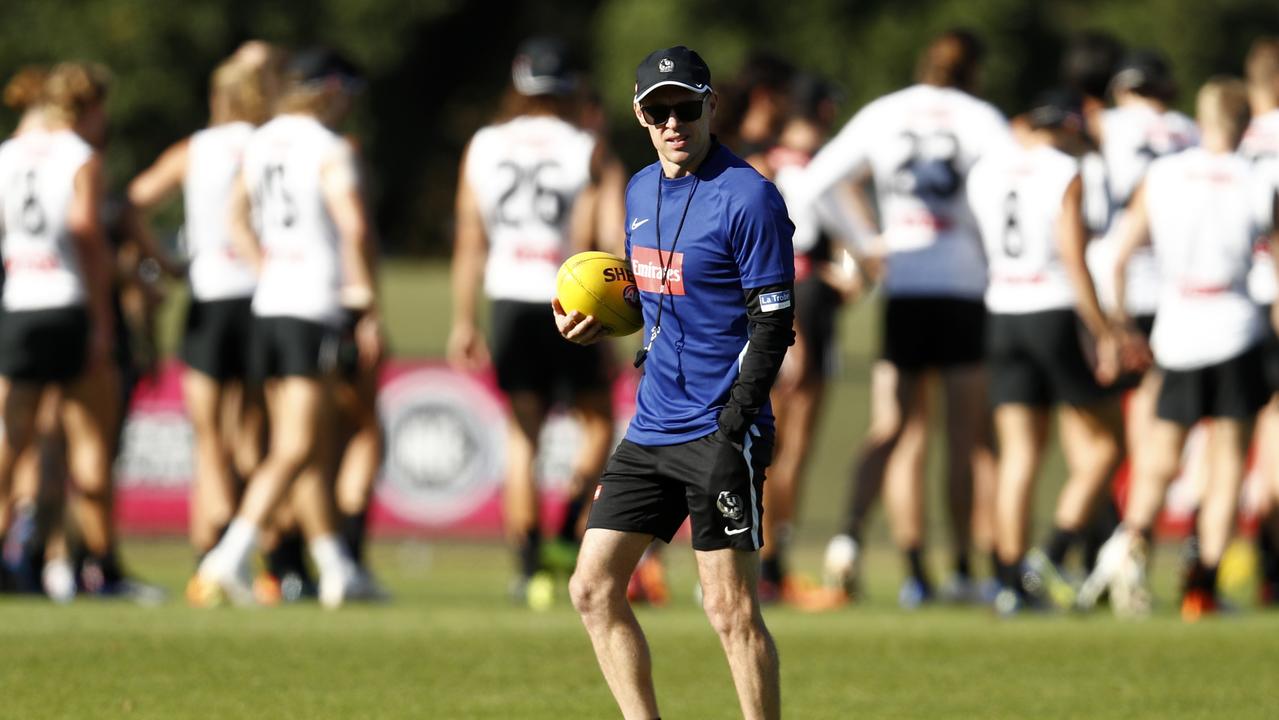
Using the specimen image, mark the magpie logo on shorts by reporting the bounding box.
[716,491,744,521]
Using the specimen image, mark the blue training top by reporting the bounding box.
[624,142,795,446]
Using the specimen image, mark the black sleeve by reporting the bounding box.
[716,282,796,444]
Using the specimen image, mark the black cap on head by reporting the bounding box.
[289,48,364,90]
[634,46,711,103]
[1110,49,1175,101]
[1027,88,1083,130]
[512,36,577,96]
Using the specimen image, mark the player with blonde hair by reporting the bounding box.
[129,47,282,568]
[1091,77,1277,620]
[0,62,120,596]
[192,49,379,608]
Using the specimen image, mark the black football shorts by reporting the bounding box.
[587,426,773,552]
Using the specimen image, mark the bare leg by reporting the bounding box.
[1123,418,1189,534]
[1055,400,1124,533]
[762,374,824,574]
[695,548,780,720]
[564,389,613,539]
[230,380,266,481]
[1197,418,1251,568]
[0,379,43,538]
[695,547,782,720]
[851,362,929,541]
[505,392,547,579]
[941,364,987,568]
[62,369,120,559]
[993,405,1050,567]
[235,378,324,528]
[569,528,660,720]
[884,372,931,550]
[184,370,237,553]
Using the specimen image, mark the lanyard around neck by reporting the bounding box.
[633,171,700,368]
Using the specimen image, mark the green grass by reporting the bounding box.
[91,261,1276,718]
[1,539,1276,719]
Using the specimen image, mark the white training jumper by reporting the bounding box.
[1089,104,1199,316]
[968,144,1081,315]
[795,84,1013,299]
[184,121,258,301]
[465,115,595,303]
[1240,109,1279,307]
[1143,148,1266,371]
[0,129,92,311]
[242,114,351,326]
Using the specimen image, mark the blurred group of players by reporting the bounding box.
[0,41,387,608]
[452,29,1279,622]
[4,28,1279,622]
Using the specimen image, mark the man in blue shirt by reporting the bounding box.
[554,46,794,720]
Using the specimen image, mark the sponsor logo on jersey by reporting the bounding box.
[658,58,674,73]
[759,290,792,312]
[716,491,744,521]
[631,246,685,295]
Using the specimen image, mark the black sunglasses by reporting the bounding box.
[640,98,705,125]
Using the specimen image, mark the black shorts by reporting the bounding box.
[249,316,339,381]
[181,297,253,381]
[587,428,774,552]
[490,300,609,399]
[987,309,1113,408]
[882,297,986,371]
[0,306,88,383]
[794,274,841,377]
[1156,344,1269,426]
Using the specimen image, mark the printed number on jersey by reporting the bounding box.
[255,163,297,228]
[1002,190,1024,258]
[494,160,568,227]
[11,169,47,235]
[890,130,962,200]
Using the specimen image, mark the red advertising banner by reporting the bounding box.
[113,361,1263,538]
[114,360,638,537]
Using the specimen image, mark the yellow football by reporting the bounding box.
[555,251,643,337]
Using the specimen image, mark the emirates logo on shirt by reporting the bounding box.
[631,246,686,295]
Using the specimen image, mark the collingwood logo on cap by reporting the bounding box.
[658,58,674,73]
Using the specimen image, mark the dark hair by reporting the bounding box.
[915,28,985,92]
[788,73,840,123]
[493,85,576,123]
[1061,30,1125,100]
[1111,49,1176,103]
[736,52,795,94]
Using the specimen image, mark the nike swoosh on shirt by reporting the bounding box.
[724,526,752,536]
[630,218,650,230]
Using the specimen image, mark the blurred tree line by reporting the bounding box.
[1,0,1276,254]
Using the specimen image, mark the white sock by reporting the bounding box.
[214,518,260,571]
[309,534,352,577]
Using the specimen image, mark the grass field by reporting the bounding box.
[1,539,1276,719]
[6,259,1269,718]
